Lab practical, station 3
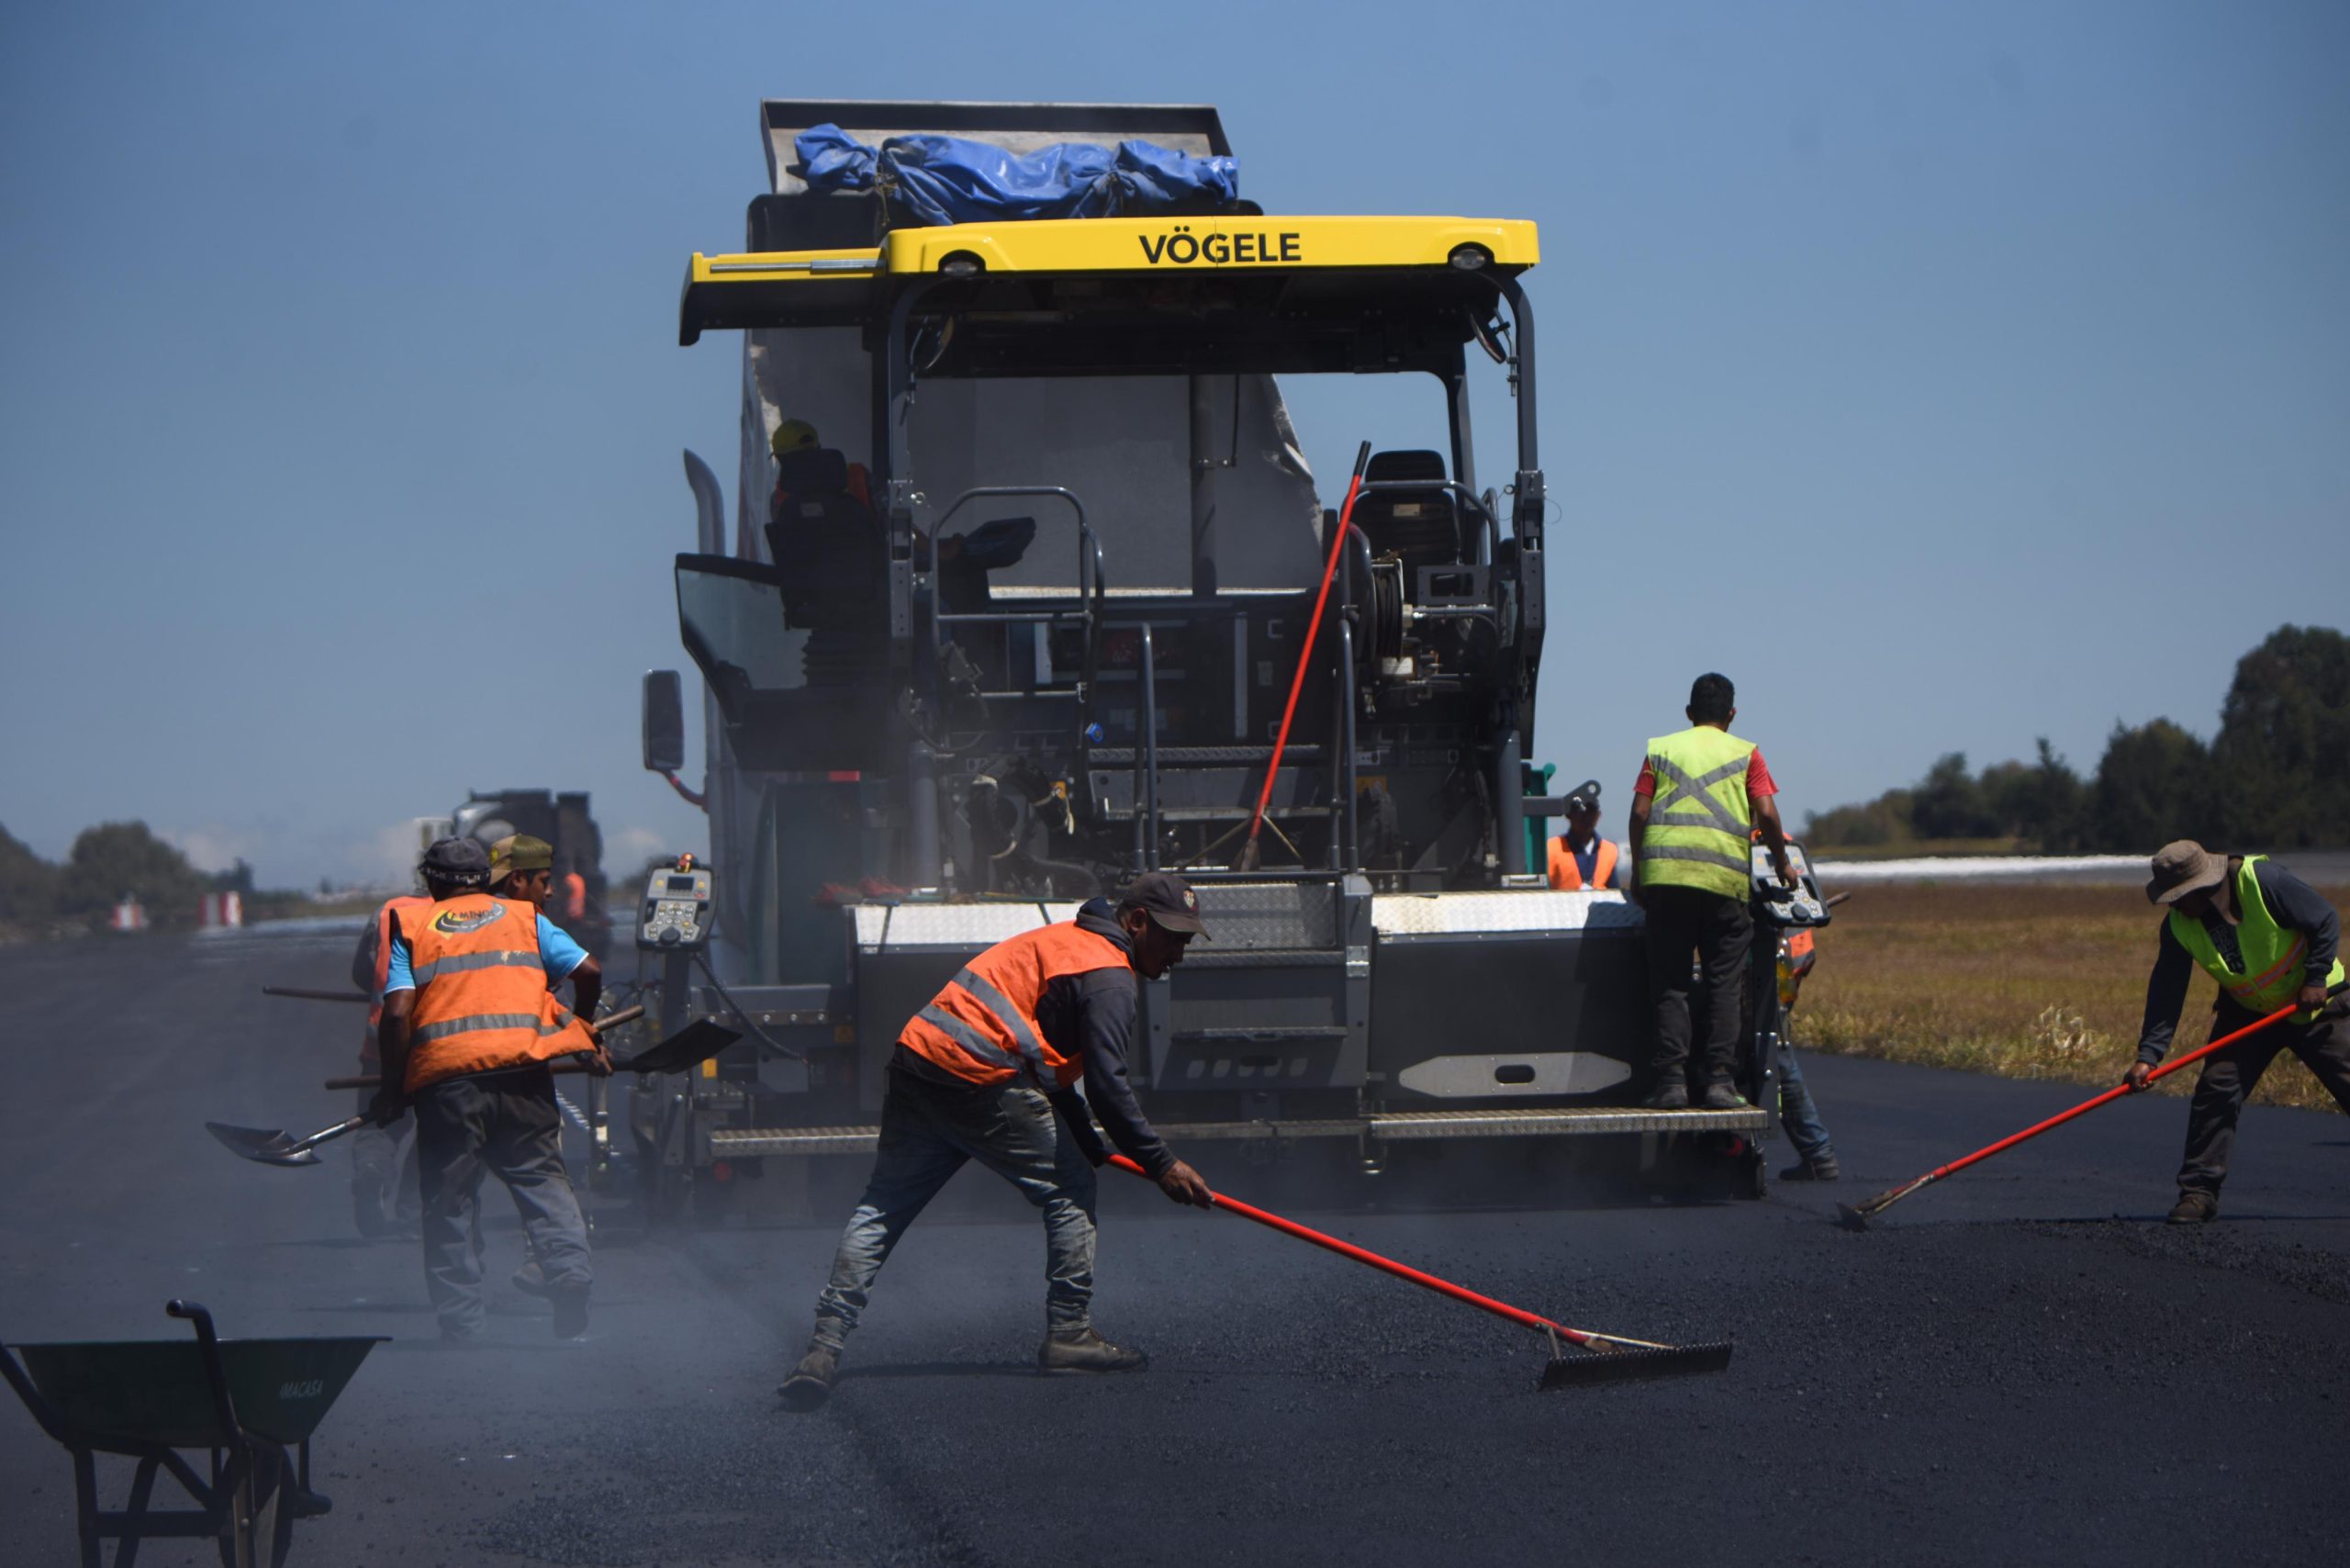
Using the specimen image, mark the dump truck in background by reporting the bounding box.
[626,99,1829,1218]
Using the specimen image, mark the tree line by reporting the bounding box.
[1805,624,2349,853]
[0,821,259,939]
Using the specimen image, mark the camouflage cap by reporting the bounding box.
[489,834,554,877]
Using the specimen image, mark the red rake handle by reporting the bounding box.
[1245,442,1372,854]
[1919,980,2346,1189]
[1103,1153,1594,1348]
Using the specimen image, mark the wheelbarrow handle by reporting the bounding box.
[324,1004,646,1090]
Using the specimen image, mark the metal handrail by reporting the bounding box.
[921,484,1107,754]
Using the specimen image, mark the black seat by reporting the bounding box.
[1353,449,1461,572]
[766,447,882,628]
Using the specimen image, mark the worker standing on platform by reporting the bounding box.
[1546,779,1626,891]
[374,837,609,1341]
[778,872,1217,1412]
[1627,673,1797,1109]
[2127,840,2349,1224]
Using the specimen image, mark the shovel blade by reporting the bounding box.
[1539,1339,1734,1390]
[614,1018,744,1076]
[206,1122,324,1167]
[1835,1203,1874,1232]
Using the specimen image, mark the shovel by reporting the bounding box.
[206,1005,736,1169]
[1104,1155,1732,1388]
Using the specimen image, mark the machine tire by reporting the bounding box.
[1740,1146,1769,1201]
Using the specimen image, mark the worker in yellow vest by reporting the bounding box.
[2127,840,2348,1224]
[1626,673,1797,1109]
[1545,779,1626,891]
[374,837,608,1341]
[778,872,1215,1412]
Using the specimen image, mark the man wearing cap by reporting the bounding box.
[374,838,609,1340]
[778,872,1216,1411]
[2126,840,2349,1224]
[488,834,555,904]
[1546,780,1627,891]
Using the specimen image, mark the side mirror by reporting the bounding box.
[642,670,685,773]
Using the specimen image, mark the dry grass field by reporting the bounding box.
[1794,880,2350,1113]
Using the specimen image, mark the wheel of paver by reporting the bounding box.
[1739,1148,1768,1201]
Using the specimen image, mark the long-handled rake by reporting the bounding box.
[1839,979,2348,1231]
[1105,1155,1731,1388]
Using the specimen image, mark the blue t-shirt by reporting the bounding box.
[381,910,589,995]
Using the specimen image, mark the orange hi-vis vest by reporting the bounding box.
[899,922,1132,1091]
[398,894,596,1092]
[1548,835,1620,891]
[363,895,432,1067]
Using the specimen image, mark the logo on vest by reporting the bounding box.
[431,904,509,935]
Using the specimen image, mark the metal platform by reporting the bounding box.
[706,1104,1764,1159]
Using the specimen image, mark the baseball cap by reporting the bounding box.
[420,836,491,884]
[1117,870,1209,936]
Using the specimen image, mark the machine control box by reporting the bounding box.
[1751,841,1830,929]
[639,861,713,950]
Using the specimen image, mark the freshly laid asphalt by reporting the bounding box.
[3,924,2345,1566]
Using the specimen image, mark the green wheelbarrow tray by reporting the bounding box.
[10,1333,383,1450]
[2,1300,386,1567]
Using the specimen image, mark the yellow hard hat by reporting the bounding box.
[770,418,819,458]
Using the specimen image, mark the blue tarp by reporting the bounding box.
[794,124,1238,228]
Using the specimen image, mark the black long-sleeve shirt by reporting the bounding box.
[897,899,1176,1178]
[2136,857,2342,1065]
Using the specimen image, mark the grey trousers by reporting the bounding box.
[810,1054,1097,1346]
[412,1065,590,1336]
[2178,1000,2350,1196]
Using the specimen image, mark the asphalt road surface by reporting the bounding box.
[4,924,2346,1566]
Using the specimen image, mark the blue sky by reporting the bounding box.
[2,1,2344,886]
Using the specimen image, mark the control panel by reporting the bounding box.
[638,857,714,951]
[1751,840,1830,929]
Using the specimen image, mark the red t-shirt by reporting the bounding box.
[1632,747,1775,802]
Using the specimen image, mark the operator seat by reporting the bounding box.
[1353,449,1463,573]
[766,446,884,628]
[766,445,887,689]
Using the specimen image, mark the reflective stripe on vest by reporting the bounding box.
[399,894,595,1092]
[1639,726,1757,899]
[1548,835,1620,891]
[2166,856,2349,1017]
[899,922,1132,1091]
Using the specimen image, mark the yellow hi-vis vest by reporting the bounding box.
[2167,856,2346,1020]
[1639,725,1757,899]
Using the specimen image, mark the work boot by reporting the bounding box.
[1779,1157,1841,1182]
[1643,1077,1690,1110]
[512,1259,551,1299]
[2167,1190,2219,1226]
[1699,1078,1751,1111]
[1038,1327,1148,1374]
[550,1287,589,1339]
[778,1340,842,1411]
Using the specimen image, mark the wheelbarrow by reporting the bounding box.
[1,1299,384,1567]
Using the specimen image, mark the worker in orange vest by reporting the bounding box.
[1546,779,1626,891]
[1764,834,1841,1182]
[374,837,608,1342]
[348,888,432,1237]
[778,872,1217,1411]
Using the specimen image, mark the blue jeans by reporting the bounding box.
[810,1053,1098,1346]
[1776,1038,1836,1166]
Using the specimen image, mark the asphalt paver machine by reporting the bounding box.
[629,100,1824,1215]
